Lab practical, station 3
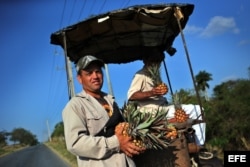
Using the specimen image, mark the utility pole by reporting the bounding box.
[46,120,52,142]
[104,64,114,96]
[64,55,75,99]
[63,32,75,100]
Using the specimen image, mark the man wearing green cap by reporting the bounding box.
[62,55,145,167]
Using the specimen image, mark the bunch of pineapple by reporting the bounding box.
[117,102,175,149]
[173,93,189,123]
[147,64,168,94]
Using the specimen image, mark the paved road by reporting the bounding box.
[0,144,70,167]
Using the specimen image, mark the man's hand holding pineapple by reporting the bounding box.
[151,83,168,96]
[115,122,146,157]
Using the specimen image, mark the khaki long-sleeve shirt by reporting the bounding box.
[62,90,135,167]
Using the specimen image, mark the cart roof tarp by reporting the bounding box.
[50,3,194,64]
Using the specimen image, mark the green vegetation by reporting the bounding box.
[10,128,39,146]
[205,79,250,150]
[0,128,38,157]
[51,122,64,138]
[195,70,213,101]
[169,70,250,153]
[0,128,38,147]
[0,131,9,147]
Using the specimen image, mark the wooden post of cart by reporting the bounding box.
[171,131,191,167]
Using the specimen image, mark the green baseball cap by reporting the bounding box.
[76,55,104,72]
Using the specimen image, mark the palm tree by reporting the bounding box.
[195,70,213,101]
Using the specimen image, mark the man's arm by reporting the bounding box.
[129,87,167,101]
[129,90,154,100]
[128,72,167,101]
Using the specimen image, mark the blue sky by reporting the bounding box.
[0,0,249,143]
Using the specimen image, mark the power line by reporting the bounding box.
[59,0,67,29]
[78,0,87,21]
[45,49,59,130]
[68,0,77,24]
[99,0,107,13]
[122,0,131,8]
[89,0,96,16]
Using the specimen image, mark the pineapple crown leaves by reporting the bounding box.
[121,102,173,149]
[146,132,170,149]
[172,91,183,108]
[146,64,162,86]
[121,101,141,124]
[121,103,170,131]
[133,107,169,131]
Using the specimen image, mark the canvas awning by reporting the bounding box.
[50,3,194,64]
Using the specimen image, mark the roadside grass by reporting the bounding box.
[0,144,27,157]
[45,140,77,167]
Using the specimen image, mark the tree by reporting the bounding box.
[206,79,250,150]
[195,70,212,101]
[10,128,38,146]
[169,89,197,104]
[51,122,64,139]
[0,130,9,147]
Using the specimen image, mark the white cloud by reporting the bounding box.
[238,39,250,46]
[184,25,203,34]
[200,16,240,38]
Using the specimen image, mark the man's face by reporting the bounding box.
[145,60,161,68]
[77,63,103,94]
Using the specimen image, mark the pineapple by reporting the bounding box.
[147,64,168,94]
[103,104,113,117]
[173,93,189,123]
[116,102,174,149]
[166,124,178,139]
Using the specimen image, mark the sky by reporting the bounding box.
[0,0,249,143]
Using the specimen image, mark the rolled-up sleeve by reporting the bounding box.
[127,74,145,100]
